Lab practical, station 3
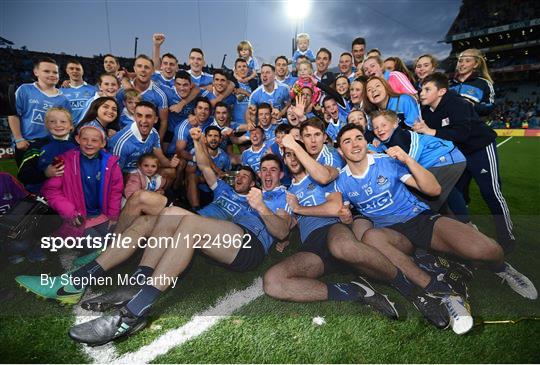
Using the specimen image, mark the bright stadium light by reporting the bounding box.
[287,0,311,56]
[287,0,311,20]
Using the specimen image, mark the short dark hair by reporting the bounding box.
[300,117,326,135]
[34,57,57,68]
[275,123,292,135]
[322,95,337,107]
[260,63,275,72]
[135,54,154,68]
[260,154,283,172]
[194,96,212,113]
[214,101,229,111]
[175,70,192,82]
[205,125,222,136]
[65,59,82,67]
[190,48,204,57]
[275,55,288,64]
[213,69,227,78]
[103,54,118,63]
[238,165,258,183]
[161,53,178,63]
[250,125,265,137]
[339,52,353,60]
[257,102,272,114]
[337,123,364,146]
[422,72,449,89]
[316,48,332,61]
[235,58,248,66]
[352,37,366,48]
[136,100,158,116]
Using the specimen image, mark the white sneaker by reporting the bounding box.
[442,295,474,335]
[496,262,538,300]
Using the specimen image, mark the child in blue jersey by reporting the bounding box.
[60,60,97,123]
[241,126,271,173]
[119,89,140,128]
[235,40,259,85]
[292,33,316,69]
[365,76,420,129]
[9,57,72,166]
[77,97,120,140]
[18,107,77,193]
[108,101,179,178]
[186,126,232,210]
[371,110,466,212]
[332,124,537,332]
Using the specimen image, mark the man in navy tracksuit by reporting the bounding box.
[414,73,515,254]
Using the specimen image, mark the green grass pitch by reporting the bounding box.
[0,137,539,363]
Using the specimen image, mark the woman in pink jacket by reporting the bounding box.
[41,125,123,240]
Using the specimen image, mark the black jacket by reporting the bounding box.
[421,90,496,155]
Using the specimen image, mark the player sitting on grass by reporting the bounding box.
[331,124,537,334]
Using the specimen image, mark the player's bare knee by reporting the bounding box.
[362,228,380,247]
[263,267,285,298]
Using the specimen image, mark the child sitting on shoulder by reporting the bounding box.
[290,60,321,107]
[234,40,259,84]
[292,33,316,69]
[124,153,167,199]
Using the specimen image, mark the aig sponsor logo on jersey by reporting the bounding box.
[215,196,242,216]
[70,99,87,109]
[358,190,393,213]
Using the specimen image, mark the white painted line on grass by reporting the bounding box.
[497,136,513,148]
[111,277,264,364]
[59,250,119,363]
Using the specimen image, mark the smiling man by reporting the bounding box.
[108,101,179,177]
[117,55,169,140]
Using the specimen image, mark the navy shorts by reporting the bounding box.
[387,210,442,249]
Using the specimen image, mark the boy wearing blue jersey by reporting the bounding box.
[322,96,348,144]
[247,64,291,123]
[275,55,297,88]
[333,124,537,332]
[206,69,237,110]
[109,101,179,179]
[241,126,271,173]
[9,58,71,166]
[60,60,97,123]
[186,126,231,210]
[263,146,399,319]
[281,118,344,186]
[187,48,213,87]
[117,55,169,140]
[151,33,178,89]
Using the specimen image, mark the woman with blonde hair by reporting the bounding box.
[450,48,494,116]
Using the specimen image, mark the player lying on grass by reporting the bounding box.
[330,124,537,334]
